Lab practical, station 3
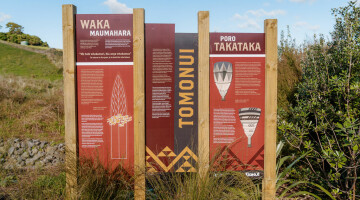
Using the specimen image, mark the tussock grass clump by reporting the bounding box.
[0,75,64,141]
[67,156,135,200]
[147,169,260,199]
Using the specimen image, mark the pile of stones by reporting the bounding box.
[0,138,65,169]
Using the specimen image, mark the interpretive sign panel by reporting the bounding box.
[76,14,134,168]
[145,24,198,172]
[173,33,198,172]
[145,24,176,172]
[209,33,265,177]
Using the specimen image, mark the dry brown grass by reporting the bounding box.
[0,75,64,142]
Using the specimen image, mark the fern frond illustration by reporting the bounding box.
[110,74,130,159]
[111,74,127,116]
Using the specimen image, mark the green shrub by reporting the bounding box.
[1,22,48,46]
[278,1,360,199]
[0,32,7,41]
[277,26,302,111]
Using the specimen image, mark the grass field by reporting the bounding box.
[0,43,62,81]
[0,42,64,142]
[26,45,50,50]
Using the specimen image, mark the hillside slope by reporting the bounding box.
[0,42,62,80]
[0,42,64,142]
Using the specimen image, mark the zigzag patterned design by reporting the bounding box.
[146,146,198,172]
[212,145,264,171]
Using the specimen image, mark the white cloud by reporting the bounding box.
[294,21,319,31]
[294,21,308,27]
[233,13,248,21]
[238,19,261,30]
[308,25,320,31]
[289,0,316,3]
[246,9,286,18]
[233,9,286,31]
[0,12,11,23]
[263,2,270,7]
[104,0,132,14]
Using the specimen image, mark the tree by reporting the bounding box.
[6,22,23,34]
[279,1,360,199]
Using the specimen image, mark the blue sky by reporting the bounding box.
[0,0,356,49]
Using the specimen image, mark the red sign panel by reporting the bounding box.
[76,14,134,169]
[209,33,265,177]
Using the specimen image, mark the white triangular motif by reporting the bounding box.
[213,62,233,101]
[214,63,220,72]
[227,63,233,72]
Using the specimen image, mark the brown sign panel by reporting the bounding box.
[76,14,134,170]
[209,33,265,178]
[174,33,198,172]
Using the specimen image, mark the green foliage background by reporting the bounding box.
[0,22,48,47]
[278,1,360,199]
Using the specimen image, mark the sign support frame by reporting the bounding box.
[62,6,277,199]
[62,4,78,199]
[63,5,146,199]
[263,19,278,200]
[133,8,146,200]
[198,11,210,178]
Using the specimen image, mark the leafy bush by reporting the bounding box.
[278,1,360,199]
[0,22,48,47]
[0,32,7,41]
[5,33,48,46]
[6,22,23,34]
[277,26,303,111]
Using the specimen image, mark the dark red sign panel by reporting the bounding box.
[76,14,133,63]
[209,33,265,177]
[76,14,134,169]
[145,24,175,172]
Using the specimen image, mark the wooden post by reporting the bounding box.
[263,19,278,200]
[133,8,146,200]
[198,11,210,177]
[62,4,77,200]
